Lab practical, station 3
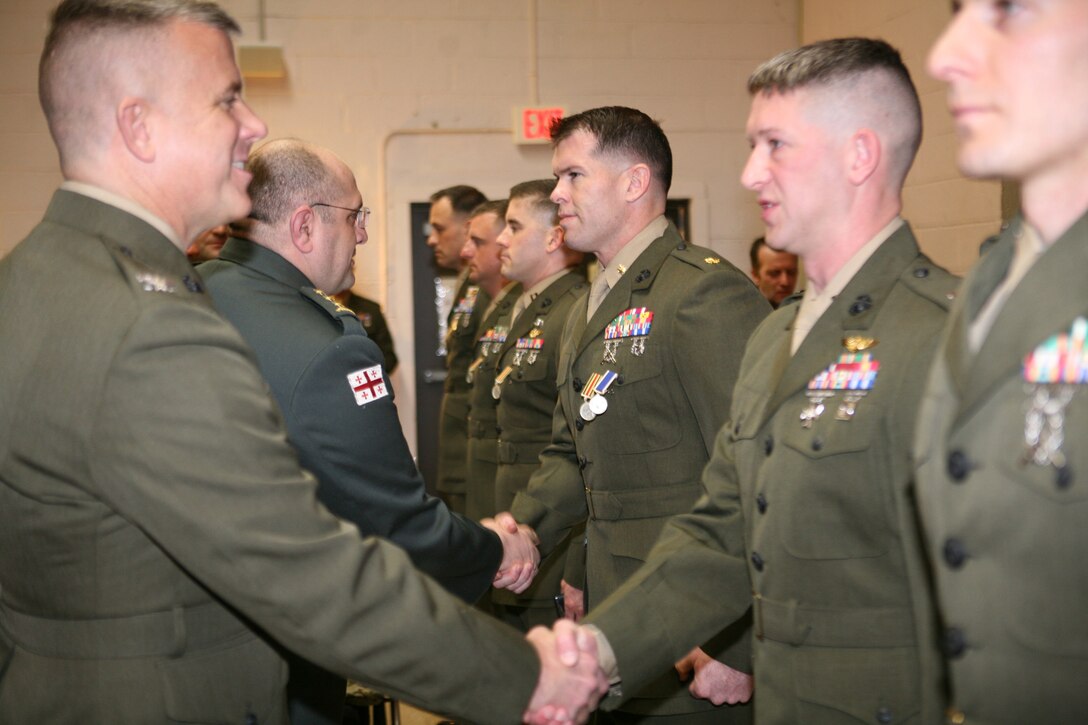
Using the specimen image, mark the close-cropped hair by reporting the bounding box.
[549,106,673,194]
[430,185,488,217]
[469,199,509,223]
[246,141,342,225]
[509,179,559,224]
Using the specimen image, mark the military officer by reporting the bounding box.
[430,184,490,513]
[0,2,606,722]
[503,106,769,723]
[463,199,522,523]
[200,139,539,724]
[530,39,959,725]
[917,2,1088,721]
[491,179,587,631]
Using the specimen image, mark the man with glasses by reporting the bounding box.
[201,139,540,725]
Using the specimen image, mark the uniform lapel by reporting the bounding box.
[765,225,922,419]
[956,212,1088,426]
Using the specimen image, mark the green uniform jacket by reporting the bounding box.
[914,212,1088,724]
[465,283,521,522]
[437,275,491,506]
[201,239,504,724]
[586,225,956,725]
[343,293,398,373]
[0,191,536,725]
[512,224,769,717]
[492,271,588,610]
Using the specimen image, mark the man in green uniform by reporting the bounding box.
[491,179,587,631]
[0,2,607,722]
[200,139,539,724]
[464,199,522,522]
[917,3,1088,721]
[526,39,958,725]
[504,106,769,723]
[430,184,490,513]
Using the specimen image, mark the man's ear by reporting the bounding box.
[622,163,652,203]
[117,98,154,162]
[848,128,881,186]
[289,205,316,252]
[544,224,565,254]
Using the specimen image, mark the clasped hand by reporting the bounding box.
[482,511,540,593]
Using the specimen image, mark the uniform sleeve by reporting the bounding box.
[673,269,770,455]
[585,422,753,707]
[87,302,536,723]
[510,376,589,555]
[285,333,501,603]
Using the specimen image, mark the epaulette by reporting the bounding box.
[300,287,366,335]
[901,260,959,311]
[109,243,204,296]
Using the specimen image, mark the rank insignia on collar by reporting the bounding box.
[704,257,721,265]
[347,365,388,406]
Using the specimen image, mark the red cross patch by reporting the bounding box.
[347,365,388,406]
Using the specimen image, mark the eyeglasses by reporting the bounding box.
[310,202,370,230]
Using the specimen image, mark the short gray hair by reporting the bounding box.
[246,140,344,225]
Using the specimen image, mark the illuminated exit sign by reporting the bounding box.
[514,106,565,144]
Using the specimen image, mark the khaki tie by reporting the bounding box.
[586,274,610,322]
[511,292,536,325]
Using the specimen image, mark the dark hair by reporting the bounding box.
[549,106,673,193]
[430,185,488,217]
[749,237,767,272]
[508,179,558,224]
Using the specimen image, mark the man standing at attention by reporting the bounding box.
[527,39,959,725]
[749,236,799,308]
[429,184,489,513]
[0,1,608,722]
[504,106,769,723]
[463,199,522,523]
[491,179,586,631]
[201,139,539,725]
[917,2,1088,721]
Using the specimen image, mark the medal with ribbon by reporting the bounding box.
[604,307,654,362]
[579,370,619,421]
[802,337,880,428]
[1021,317,1087,481]
[492,366,514,399]
[514,333,544,367]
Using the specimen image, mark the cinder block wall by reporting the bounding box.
[0,1,998,449]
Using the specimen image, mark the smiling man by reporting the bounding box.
[915,2,1088,721]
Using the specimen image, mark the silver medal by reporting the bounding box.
[589,394,608,415]
[579,401,597,421]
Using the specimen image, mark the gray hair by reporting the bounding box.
[246,140,344,225]
[40,0,240,165]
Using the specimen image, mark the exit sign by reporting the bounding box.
[514,106,565,144]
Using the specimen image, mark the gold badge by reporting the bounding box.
[704,257,721,265]
[314,289,352,314]
[842,336,878,353]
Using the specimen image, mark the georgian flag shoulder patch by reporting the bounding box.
[347,365,388,406]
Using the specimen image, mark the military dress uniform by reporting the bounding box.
[914,212,1088,724]
[342,292,398,373]
[201,238,503,724]
[0,190,537,724]
[511,221,769,719]
[438,273,491,513]
[584,224,957,725]
[465,282,521,522]
[491,271,588,627]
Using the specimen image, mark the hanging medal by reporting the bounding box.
[579,370,618,421]
[492,366,514,399]
[1021,317,1088,477]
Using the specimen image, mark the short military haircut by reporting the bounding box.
[40,0,239,162]
[749,237,768,272]
[509,179,559,224]
[748,37,922,188]
[246,140,343,225]
[470,199,509,223]
[430,185,488,217]
[549,106,673,194]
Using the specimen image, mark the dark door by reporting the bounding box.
[410,202,457,495]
